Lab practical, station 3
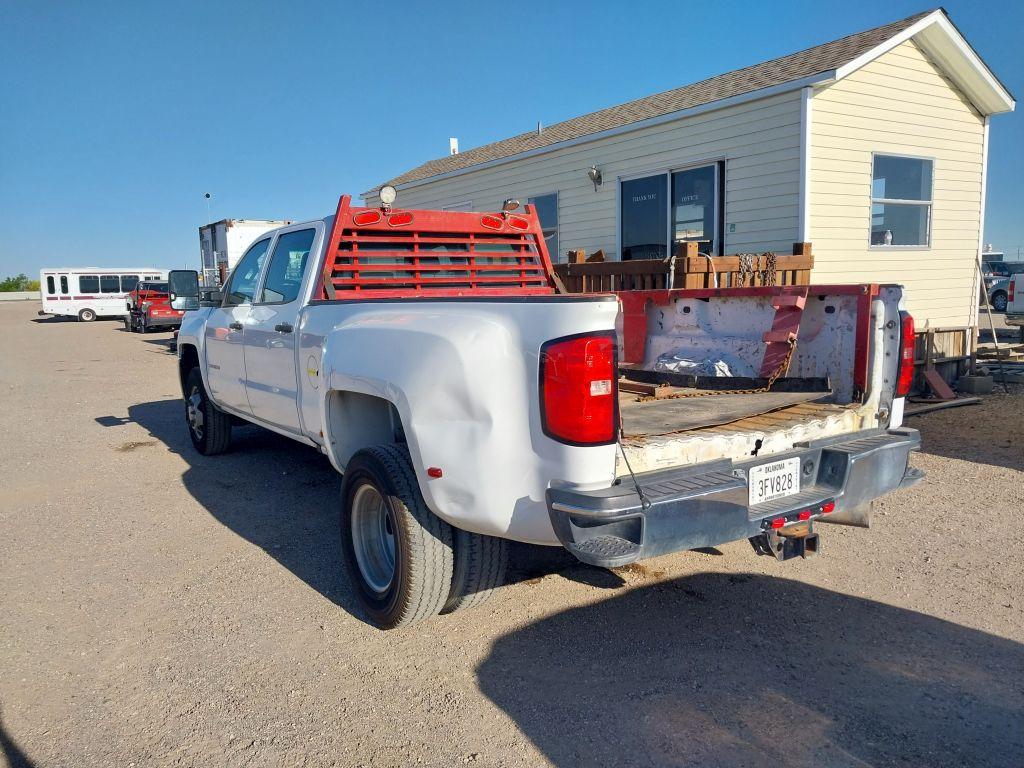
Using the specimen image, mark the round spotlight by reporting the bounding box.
[379,185,397,206]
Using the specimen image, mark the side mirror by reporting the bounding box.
[199,289,222,305]
[168,270,200,311]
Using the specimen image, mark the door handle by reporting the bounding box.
[229,322,243,331]
[274,323,294,333]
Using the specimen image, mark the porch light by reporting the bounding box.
[587,165,603,191]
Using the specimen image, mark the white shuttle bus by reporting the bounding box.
[39,268,168,321]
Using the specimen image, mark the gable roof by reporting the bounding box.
[371,8,1013,194]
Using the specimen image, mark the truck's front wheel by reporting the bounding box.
[341,445,454,629]
[184,367,232,455]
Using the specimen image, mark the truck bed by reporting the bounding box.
[618,397,872,475]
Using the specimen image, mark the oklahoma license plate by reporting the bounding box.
[749,457,801,506]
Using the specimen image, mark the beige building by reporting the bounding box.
[366,9,1014,334]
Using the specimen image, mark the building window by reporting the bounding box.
[528,193,559,262]
[620,163,721,260]
[870,154,933,247]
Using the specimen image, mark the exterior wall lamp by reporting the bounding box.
[587,165,603,191]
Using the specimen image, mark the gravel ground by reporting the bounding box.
[1,300,1022,768]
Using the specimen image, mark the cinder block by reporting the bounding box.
[957,374,994,395]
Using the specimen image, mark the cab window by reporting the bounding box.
[259,229,315,304]
[223,238,272,306]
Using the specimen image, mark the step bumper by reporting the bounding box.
[546,428,923,567]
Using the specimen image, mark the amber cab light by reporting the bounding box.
[896,311,915,397]
[540,332,617,445]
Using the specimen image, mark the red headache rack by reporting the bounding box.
[314,195,558,300]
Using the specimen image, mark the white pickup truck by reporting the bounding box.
[1006,274,1024,342]
[170,193,923,628]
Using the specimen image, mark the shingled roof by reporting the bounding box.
[374,9,936,191]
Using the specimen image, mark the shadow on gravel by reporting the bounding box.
[0,709,36,768]
[477,573,1024,768]
[911,395,1024,471]
[112,399,600,623]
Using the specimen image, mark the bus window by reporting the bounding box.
[60,276,68,293]
[120,274,140,292]
[100,275,120,293]
[79,275,100,293]
[46,276,55,294]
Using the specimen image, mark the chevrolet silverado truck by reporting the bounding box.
[169,191,924,629]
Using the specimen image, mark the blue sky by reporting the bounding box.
[1,0,1021,276]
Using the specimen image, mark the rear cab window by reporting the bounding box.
[258,229,315,304]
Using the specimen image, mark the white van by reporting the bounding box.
[39,268,167,321]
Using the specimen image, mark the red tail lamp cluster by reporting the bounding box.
[896,311,916,397]
[540,332,618,446]
[351,210,414,228]
[767,500,836,530]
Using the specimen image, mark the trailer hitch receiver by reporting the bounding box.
[750,525,820,560]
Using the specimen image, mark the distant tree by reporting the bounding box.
[0,274,33,292]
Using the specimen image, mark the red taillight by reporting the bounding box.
[896,311,915,397]
[540,332,617,445]
[821,500,836,514]
[798,510,811,521]
[1010,279,1016,299]
[770,517,786,530]
[506,216,530,231]
[352,210,382,226]
[426,467,443,478]
[387,211,413,227]
[480,214,503,230]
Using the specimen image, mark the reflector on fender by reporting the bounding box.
[540,332,618,445]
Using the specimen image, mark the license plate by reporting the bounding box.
[748,457,801,506]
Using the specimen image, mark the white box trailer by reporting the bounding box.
[199,219,291,286]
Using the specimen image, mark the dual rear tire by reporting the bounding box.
[340,445,507,629]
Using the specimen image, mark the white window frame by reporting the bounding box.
[868,152,934,250]
[527,191,560,262]
[616,159,722,261]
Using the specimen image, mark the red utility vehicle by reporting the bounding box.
[125,280,185,333]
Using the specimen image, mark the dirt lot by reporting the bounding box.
[1,300,1022,768]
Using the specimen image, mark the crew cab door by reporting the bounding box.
[204,237,272,414]
[242,225,318,433]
